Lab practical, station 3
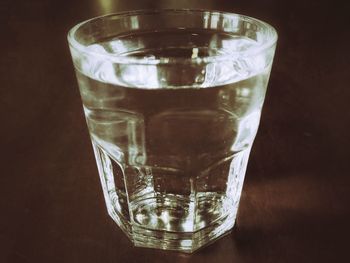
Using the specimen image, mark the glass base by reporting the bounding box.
[107,204,237,253]
[93,141,248,253]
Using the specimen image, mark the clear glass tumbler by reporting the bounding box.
[68,9,277,253]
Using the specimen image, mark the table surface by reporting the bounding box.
[1,0,349,262]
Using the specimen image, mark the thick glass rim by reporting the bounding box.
[67,9,278,65]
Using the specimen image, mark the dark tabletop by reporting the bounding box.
[1,0,349,262]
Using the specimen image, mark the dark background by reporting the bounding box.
[1,0,349,262]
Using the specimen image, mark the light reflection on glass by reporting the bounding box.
[130,16,139,30]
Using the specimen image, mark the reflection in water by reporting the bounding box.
[85,108,146,165]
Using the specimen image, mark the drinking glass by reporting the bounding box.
[68,9,277,253]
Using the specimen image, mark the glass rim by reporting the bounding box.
[67,9,278,65]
